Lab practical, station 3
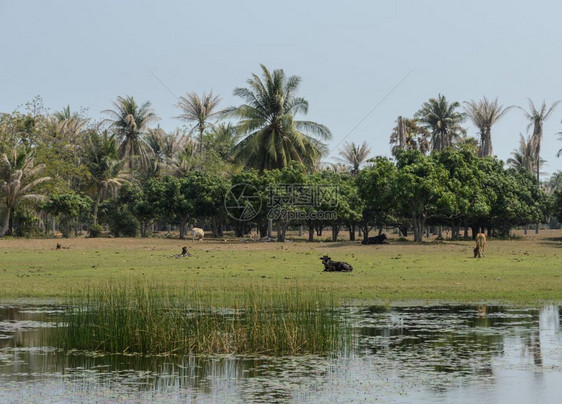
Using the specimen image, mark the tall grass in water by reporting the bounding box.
[57,284,350,356]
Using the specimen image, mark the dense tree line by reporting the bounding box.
[1,66,562,240]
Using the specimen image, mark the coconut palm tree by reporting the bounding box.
[176,91,221,154]
[52,105,89,142]
[519,99,560,183]
[0,147,51,237]
[389,116,430,156]
[103,96,158,170]
[416,94,466,152]
[224,65,332,171]
[336,141,371,175]
[464,97,512,157]
[507,133,542,173]
[555,127,562,159]
[83,130,127,225]
[546,171,562,193]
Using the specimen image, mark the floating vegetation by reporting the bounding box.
[54,284,352,356]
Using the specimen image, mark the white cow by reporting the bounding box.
[191,227,204,242]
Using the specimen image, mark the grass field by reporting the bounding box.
[1,229,561,304]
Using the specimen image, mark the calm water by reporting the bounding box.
[0,304,561,403]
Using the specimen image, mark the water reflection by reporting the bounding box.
[0,304,561,403]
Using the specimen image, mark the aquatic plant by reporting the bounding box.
[56,283,351,356]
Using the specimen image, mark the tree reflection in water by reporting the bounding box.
[0,304,561,403]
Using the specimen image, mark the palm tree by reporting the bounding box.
[336,141,371,175]
[507,133,541,173]
[103,96,158,170]
[546,171,562,193]
[224,65,332,171]
[389,116,430,156]
[83,130,127,225]
[52,105,89,142]
[0,147,51,237]
[416,94,466,152]
[519,99,560,183]
[176,92,221,154]
[464,97,512,157]
[555,127,562,159]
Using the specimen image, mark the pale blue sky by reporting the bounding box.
[2,0,562,174]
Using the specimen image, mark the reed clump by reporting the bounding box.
[56,283,350,356]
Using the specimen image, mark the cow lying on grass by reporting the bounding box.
[474,233,486,258]
[168,246,192,258]
[320,256,353,272]
[362,234,388,245]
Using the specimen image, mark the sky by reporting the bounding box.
[2,0,562,175]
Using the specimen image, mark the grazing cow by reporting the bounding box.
[474,233,486,258]
[362,234,388,245]
[191,227,204,242]
[320,256,353,272]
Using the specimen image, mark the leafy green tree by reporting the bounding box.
[323,171,362,241]
[113,182,159,237]
[554,190,562,224]
[394,150,455,241]
[182,171,230,236]
[356,156,398,238]
[488,167,547,236]
[158,176,193,239]
[225,65,332,171]
[228,168,271,237]
[99,198,139,237]
[176,91,222,154]
[464,97,511,157]
[42,193,92,237]
[416,94,466,152]
[433,149,490,239]
[103,96,158,170]
[0,147,51,237]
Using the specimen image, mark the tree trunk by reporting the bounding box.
[92,187,103,225]
[298,225,303,237]
[259,221,268,238]
[362,224,369,242]
[316,225,323,236]
[267,218,273,238]
[413,214,425,242]
[0,208,11,237]
[331,225,339,242]
[348,224,355,241]
[179,219,188,240]
[276,222,284,242]
[308,224,314,242]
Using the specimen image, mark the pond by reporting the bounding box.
[0,303,561,403]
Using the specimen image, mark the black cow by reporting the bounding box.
[362,234,387,245]
[320,256,353,272]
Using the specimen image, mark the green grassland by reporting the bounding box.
[1,230,561,304]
